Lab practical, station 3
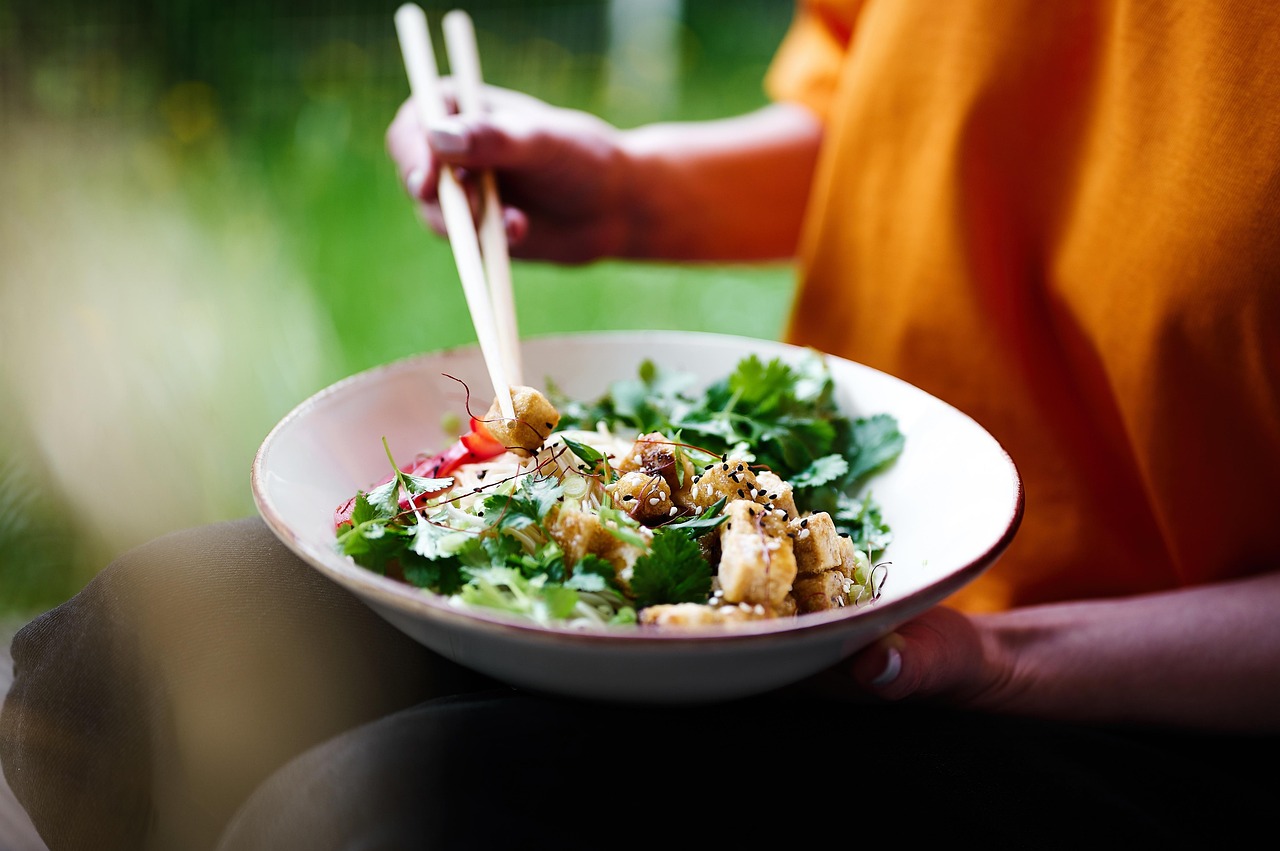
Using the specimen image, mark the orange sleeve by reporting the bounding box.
[763,0,868,121]
[777,0,1280,611]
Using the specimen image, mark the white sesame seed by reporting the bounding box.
[669,506,677,516]
[648,497,660,506]
[798,528,810,539]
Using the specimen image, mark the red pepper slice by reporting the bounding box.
[333,418,508,531]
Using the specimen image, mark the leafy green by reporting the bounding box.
[555,350,904,544]
[629,528,713,608]
[336,351,904,625]
[480,475,563,533]
[662,496,729,538]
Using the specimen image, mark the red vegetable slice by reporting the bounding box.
[333,418,508,530]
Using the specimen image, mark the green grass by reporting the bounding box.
[0,1,797,619]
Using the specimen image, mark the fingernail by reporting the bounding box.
[870,645,902,687]
[428,120,469,155]
[406,168,426,199]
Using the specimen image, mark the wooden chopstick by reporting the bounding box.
[442,9,523,387]
[394,3,516,420]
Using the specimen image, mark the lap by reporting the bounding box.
[3,518,1274,850]
[217,688,1274,849]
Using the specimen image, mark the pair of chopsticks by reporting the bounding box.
[394,4,521,420]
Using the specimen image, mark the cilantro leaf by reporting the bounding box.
[629,529,713,608]
[401,552,466,594]
[482,475,564,533]
[844,414,906,485]
[790,454,849,490]
[662,496,729,538]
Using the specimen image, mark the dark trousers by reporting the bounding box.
[2,518,1274,850]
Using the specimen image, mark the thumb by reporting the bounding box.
[426,113,547,171]
[848,607,987,701]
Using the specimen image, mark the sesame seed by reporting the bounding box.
[770,493,779,500]
[798,528,811,539]
[622,494,634,501]
[737,489,745,498]
[476,471,487,480]
[736,464,744,472]
[648,497,660,506]
[669,506,677,516]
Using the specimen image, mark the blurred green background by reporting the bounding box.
[0,0,798,620]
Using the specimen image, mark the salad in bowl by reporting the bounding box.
[332,350,905,630]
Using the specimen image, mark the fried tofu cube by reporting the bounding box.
[484,385,561,457]
[717,499,797,606]
[639,602,768,628]
[753,470,798,519]
[835,534,870,580]
[615,432,695,492]
[788,512,842,575]
[546,503,614,566]
[792,570,849,613]
[607,471,676,524]
[681,458,759,513]
[546,503,650,594]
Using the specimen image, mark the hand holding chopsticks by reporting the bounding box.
[394,4,520,420]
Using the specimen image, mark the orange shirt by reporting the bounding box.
[766,0,1280,612]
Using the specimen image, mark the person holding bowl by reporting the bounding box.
[4,1,1278,848]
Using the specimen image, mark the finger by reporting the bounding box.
[426,111,553,171]
[418,201,447,238]
[503,207,528,247]
[848,607,985,701]
[387,98,431,192]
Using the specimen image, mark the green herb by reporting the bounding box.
[554,350,904,551]
[629,528,713,608]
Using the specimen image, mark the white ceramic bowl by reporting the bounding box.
[252,331,1022,704]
